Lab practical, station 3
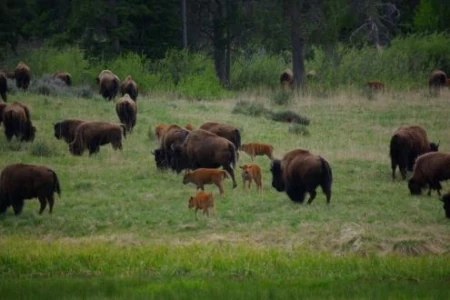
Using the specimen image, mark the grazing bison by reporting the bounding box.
[390,125,439,180]
[120,75,138,101]
[115,94,137,133]
[198,121,241,151]
[239,142,274,161]
[240,163,262,192]
[280,69,294,89]
[440,193,450,219]
[188,191,215,219]
[96,70,120,101]
[270,148,332,204]
[0,72,7,102]
[171,129,238,188]
[428,69,447,96]
[183,168,229,195]
[53,119,85,144]
[152,124,190,170]
[14,62,31,90]
[0,163,61,215]
[52,71,72,86]
[1,102,36,142]
[69,121,126,156]
[408,152,450,196]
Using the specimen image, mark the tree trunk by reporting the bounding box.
[225,0,231,87]
[212,0,227,85]
[109,0,120,54]
[288,0,305,89]
[181,0,188,48]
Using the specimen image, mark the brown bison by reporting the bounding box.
[52,71,72,86]
[53,119,85,144]
[1,102,36,142]
[188,191,215,219]
[428,69,447,96]
[96,70,120,101]
[115,94,137,133]
[280,69,294,89]
[240,163,262,192]
[171,129,238,188]
[239,142,274,161]
[0,72,7,102]
[0,163,61,215]
[120,75,138,101]
[270,148,332,204]
[152,124,190,170]
[14,62,31,90]
[390,125,439,180]
[183,168,229,195]
[408,152,450,196]
[440,193,450,219]
[154,123,170,141]
[198,121,241,151]
[69,121,126,156]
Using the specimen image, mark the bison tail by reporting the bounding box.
[52,170,61,197]
[228,143,236,169]
[120,124,127,138]
[319,157,333,203]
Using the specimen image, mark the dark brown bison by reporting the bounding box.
[0,163,61,215]
[0,72,7,102]
[151,124,190,170]
[14,61,31,90]
[408,152,450,196]
[198,121,241,151]
[280,69,294,89]
[270,148,332,204]
[171,129,238,188]
[115,94,137,133]
[440,193,450,219]
[96,70,120,101]
[53,119,85,144]
[69,121,126,156]
[428,69,447,96]
[120,75,138,101]
[390,125,439,180]
[1,102,36,142]
[0,102,7,123]
[52,71,72,86]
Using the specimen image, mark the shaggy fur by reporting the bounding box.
[52,71,72,86]
[152,124,190,170]
[188,191,215,219]
[69,121,126,156]
[198,121,241,156]
[97,70,120,101]
[239,142,274,161]
[171,129,238,188]
[115,94,137,133]
[390,125,439,180]
[185,123,195,131]
[1,102,36,142]
[53,119,85,144]
[408,152,450,196]
[0,163,61,215]
[120,75,138,101]
[367,80,385,91]
[155,123,170,141]
[428,69,447,96]
[440,193,450,219]
[270,148,332,204]
[183,168,229,195]
[240,163,262,192]
[14,61,31,90]
[280,69,294,89]
[0,72,7,101]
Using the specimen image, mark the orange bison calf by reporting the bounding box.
[116,94,137,133]
[240,163,262,192]
[69,121,126,156]
[53,119,85,144]
[0,163,61,215]
[188,191,215,219]
[183,168,229,195]
[408,152,450,196]
[239,142,274,161]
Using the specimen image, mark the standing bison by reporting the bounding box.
[428,69,447,96]
[53,119,85,144]
[52,71,72,86]
[0,72,7,101]
[115,94,137,133]
[96,70,120,101]
[152,124,190,170]
[171,129,238,188]
[69,121,126,156]
[1,102,36,142]
[198,121,241,153]
[390,125,439,180]
[408,152,450,196]
[14,62,31,90]
[270,148,332,204]
[0,163,61,215]
[120,75,138,101]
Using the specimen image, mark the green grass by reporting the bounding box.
[0,88,450,297]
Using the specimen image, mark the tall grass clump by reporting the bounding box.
[30,141,56,157]
[232,101,269,117]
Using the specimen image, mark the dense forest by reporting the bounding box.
[1,0,450,96]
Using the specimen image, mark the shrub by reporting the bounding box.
[232,101,269,117]
[30,141,55,157]
[270,89,291,105]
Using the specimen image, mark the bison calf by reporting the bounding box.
[408,152,450,196]
[240,163,262,192]
[0,163,61,215]
[188,191,215,219]
[239,142,274,161]
[183,168,229,195]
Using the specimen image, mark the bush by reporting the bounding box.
[30,141,55,157]
[270,89,291,105]
[232,101,270,117]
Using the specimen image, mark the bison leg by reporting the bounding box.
[216,183,224,195]
[48,195,55,214]
[12,199,24,215]
[285,183,306,203]
[38,196,47,214]
[391,161,397,180]
[223,165,237,188]
[5,128,14,141]
[307,190,317,205]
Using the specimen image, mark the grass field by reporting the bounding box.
[0,87,449,298]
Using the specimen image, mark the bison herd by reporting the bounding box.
[0,62,449,220]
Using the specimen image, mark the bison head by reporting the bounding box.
[429,141,440,152]
[182,171,192,184]
[270,159,285,192]
[53,122,63,140]
[408,178,423,195]
[441,194,450,219]
[170,144,190,173]
[151,148,168,170]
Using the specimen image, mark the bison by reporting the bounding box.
[0,72,7,102]
[239,142,274,161]
[183,168,229,195]
[367,80,385,91]
[171,129,238,188]
[120,75,138,101]
[96,70,120,101]
[270,148,332,204]
[53,119,85,144]
[408,152,450,196]
[52,71,72,86]
[69,121,126,156]
[154,123,170,141]
[440,193,450,219]
[115,94,137,133]
[1,102,36,142]
[14,62,31,90]
[188,191,215,220]
[152,124,190,170]
[0,163,61,215]
[390,125,439,180]
[428,69,447,96]
[280,69,294,89]
[198,121,241,152]
[240,163,262,192]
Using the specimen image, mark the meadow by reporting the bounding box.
[0,86,449,298]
